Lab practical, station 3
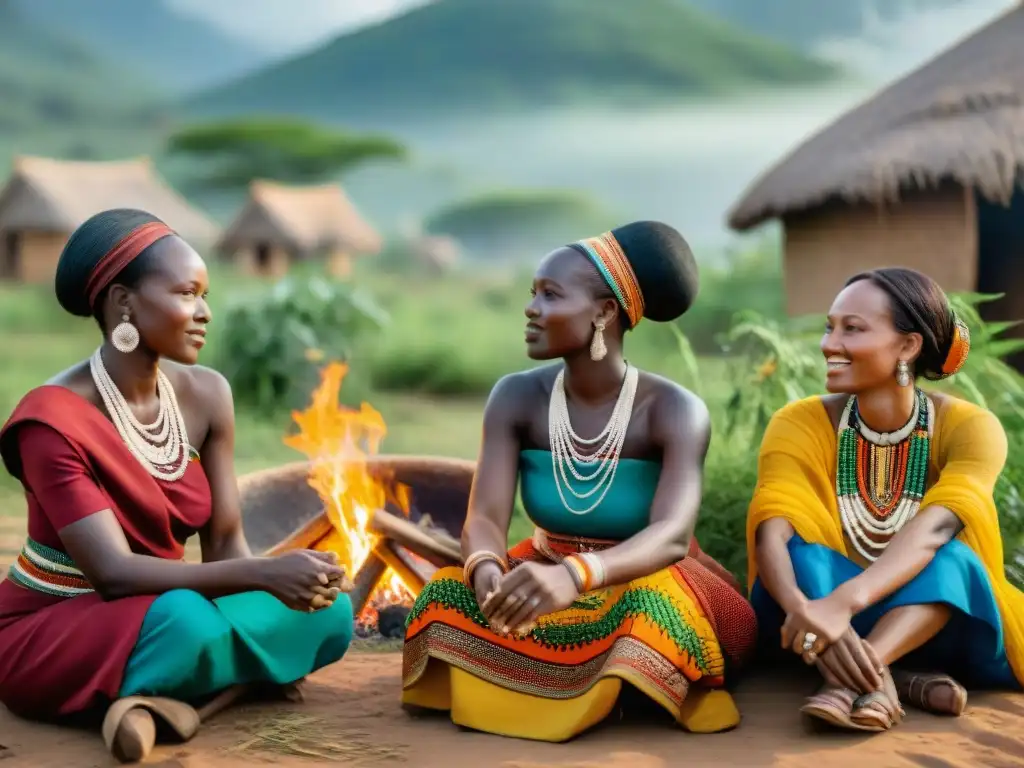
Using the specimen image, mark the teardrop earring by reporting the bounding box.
[896,360,911,387]
[590,321,607,361]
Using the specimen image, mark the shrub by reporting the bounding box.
[216,277,388,414]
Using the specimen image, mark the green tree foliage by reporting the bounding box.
[166,118,407,190]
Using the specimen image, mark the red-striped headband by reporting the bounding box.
[85,221,175,309]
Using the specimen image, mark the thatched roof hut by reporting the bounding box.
[217,180,382,278]
[0,155,218,283]
[727,4,1024,325]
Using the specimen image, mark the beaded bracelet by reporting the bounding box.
[561,555,588,592]
[463,550,508,589]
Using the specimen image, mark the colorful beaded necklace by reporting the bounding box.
[836,388,933,562]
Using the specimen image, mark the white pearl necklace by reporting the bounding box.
[89,348,191,482]
[548,365,638,515]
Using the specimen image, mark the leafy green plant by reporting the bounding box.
[717,310,824,442]
[216,277,388,413]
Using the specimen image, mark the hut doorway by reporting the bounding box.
[975,186,1024,368]
[254,243,271,273]
[1,231,19,280]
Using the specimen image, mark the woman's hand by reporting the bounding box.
[472,560,504,609]
[257,550,348,612]
[812,628,885,694]
[481,562,580,635]
[781,592,856,657]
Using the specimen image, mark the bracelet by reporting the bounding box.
[561,555,587,592]
[463,550,508,588]
[578,552,606,590]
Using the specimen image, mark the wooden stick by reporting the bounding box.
[369,508,462,567]
[376,539,430,594]
[348,546,390,615]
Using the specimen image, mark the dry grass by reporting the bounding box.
[223,712,408,763]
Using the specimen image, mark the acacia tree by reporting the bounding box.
[166,117,408,190]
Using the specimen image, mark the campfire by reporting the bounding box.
[284,363,427,636]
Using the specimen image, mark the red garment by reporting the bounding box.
[0,386,212,718]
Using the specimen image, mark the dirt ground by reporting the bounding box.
[3,652,1024,768]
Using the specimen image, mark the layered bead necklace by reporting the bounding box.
[836,388,933,561]
[89,348,192,482]
[549,364,638,515]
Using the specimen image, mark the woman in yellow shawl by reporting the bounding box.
[748,267,1024,733]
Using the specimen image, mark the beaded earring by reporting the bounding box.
[111,313,140,354]
[896,360,911,387]
[590,321,607,361]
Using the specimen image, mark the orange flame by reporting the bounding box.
[284,362,414,627]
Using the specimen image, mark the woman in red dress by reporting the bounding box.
[0,209,354,763]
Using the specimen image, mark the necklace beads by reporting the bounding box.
[548,364,638,516]
[836,388,932,561]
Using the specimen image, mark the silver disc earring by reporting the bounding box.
[111,313,140,354]
[896,360,911,387]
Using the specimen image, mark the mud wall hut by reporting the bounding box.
[727,4,1024,334]
[216,180,382,279]
[0,156,218,283]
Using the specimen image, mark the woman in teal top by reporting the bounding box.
[401,220,758,742]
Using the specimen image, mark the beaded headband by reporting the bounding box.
[939,310,970,378]
[571,231,645,328]
[85,221,176,309]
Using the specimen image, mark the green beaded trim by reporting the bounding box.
[407,575,711,673]
[837,388,929,505]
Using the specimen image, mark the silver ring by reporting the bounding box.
[802,632,817,652]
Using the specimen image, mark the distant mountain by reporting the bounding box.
[188,0,839,123]
[0,1,165,137]
[689,0,966,49]
[14,0,273,93]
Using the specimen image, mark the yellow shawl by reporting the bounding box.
[746,395,1024,684]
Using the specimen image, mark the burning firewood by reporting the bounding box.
[368,508,462,568]
[347,541,391,616]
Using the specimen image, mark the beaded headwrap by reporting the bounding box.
[570,232,645,328]
[939,310,970,378]
[85,221,175,309]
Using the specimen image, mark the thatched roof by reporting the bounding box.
[0,155,219,243]
[727,4,1024,231]
[217,180,381,257]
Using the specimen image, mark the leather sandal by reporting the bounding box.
[850,666,905,730]
[102,696,200,763]
[894,670,967,716]
[800,686,887,732]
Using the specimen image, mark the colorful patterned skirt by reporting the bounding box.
[402,530,758,741]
